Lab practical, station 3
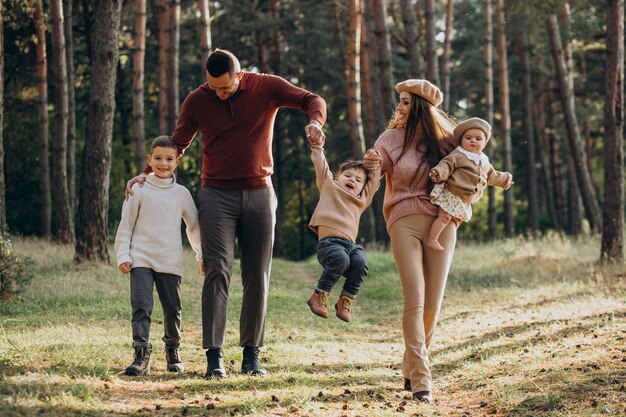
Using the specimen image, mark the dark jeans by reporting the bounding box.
[198,187,277,349]
[316,237,368,297]
[130,267,182,349]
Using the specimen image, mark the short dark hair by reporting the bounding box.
[150,135,178,152]
[206,49,241,78]
[337,161,368,185]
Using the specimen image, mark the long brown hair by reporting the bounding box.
[388,93,454,187]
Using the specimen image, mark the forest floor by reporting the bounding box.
[1,234,625,417]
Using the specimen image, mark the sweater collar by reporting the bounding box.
[456,146,490,166]
[146,173,176,188]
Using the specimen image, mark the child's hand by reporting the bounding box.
[119,262,132,274]
[429,169,440,183]
[307,132,325,147]
[504,175,514,190]
[363,149,381,170]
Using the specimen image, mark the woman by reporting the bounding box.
[364,79,457,403]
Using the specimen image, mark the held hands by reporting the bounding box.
[503,174,514,190]
[125,173,147,199]
[119,262,132,274]
[363,149,381,171]
[305,121,324,147]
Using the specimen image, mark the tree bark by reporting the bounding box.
[546,88,567,230]
[168,0,180,133]
[0,0,5,236]
[158,0,170,134]
[514,30,539,233]
[346,0,365,157]
[133,0,147,172]
[197,0,211,73]
[546,13,602,231]
[495,0,514,237]
[35,0,51,239]
[483,0,496,239]
[424,0,438,84]
[64,0,77,217]
[601,0,624,262]
[372,0,394,117]
[441,0,454,111]
[50,0,74,243]
[398,0,421,77]
[75,0,122,263]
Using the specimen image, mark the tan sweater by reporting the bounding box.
[430,147,512,198]
[374,127,457,232]
[308,147,381,243]
[115,174,202,277]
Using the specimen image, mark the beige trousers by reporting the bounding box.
[390,214,456,393]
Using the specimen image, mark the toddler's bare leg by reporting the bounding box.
[427,208,452,251]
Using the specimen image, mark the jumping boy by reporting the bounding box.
[115,135,202,376]
[307,135,381,322]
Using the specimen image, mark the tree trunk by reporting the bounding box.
[398,0,421,77]
[601,0,624,262]
[197,0,211,74]
[372,0,394,117]
[566,153,583,235]
[75,0,122,263]
[50,0,74,243]
[35,0,51,239]
[424,0,438,84]
[441,0,454,110]
[514,30,539,233]
[546,13,602,232]
[0,0,5,236]
[495,0,514,237]
[64,0,77,217]
[483,0,496,239]
[546,89,567,230]
[346,0,365,157]
[168,0,180,133]
[533,75,559,230]
[133,0,147,172]
[158,0,170,135]
[252,1,269,73]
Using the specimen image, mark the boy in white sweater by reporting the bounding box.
[115,135,202,376]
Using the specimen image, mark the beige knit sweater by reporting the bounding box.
[115,174,202,277]
[308,146,381,243]
[374,127,457,232]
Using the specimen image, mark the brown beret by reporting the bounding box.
[453,117,492,143]
[395,79,443,107]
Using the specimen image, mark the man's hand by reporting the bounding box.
[119,262,132,274]
[125,173,147,199]
[200,259,205,276]
[363,149,381,171]
[305,120,324,147]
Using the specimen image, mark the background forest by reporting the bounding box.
[0,0,623,262]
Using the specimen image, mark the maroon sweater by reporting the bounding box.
[166,71,326,190]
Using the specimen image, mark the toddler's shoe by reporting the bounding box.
[334,293,355,322]
[307,289,329,318]
[125,345,152,376]
[166,346,184,373]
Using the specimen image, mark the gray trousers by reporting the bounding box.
[130,267,182,349]
[198,187,277,349]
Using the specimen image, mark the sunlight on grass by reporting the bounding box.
[1,235,625,416]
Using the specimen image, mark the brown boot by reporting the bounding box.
[307,290,329,318]
[334,294,355,322]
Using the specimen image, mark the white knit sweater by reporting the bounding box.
[115,174,202,277]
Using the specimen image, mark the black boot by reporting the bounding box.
[166,346,184,373]
[125,345,152,376]
[241,347,267,376]
[205,348,227,379]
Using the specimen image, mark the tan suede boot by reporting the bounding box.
[307,290,329,318]
[334,294,355,322]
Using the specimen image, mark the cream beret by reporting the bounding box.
[395,79,443,107]
[453,117,492,143]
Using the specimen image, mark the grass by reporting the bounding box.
[0,234,625,416]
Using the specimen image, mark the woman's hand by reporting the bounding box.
[363,149,381,170]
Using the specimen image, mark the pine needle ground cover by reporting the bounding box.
[0,235,625,417]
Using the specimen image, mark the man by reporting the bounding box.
[126,49,326,377]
